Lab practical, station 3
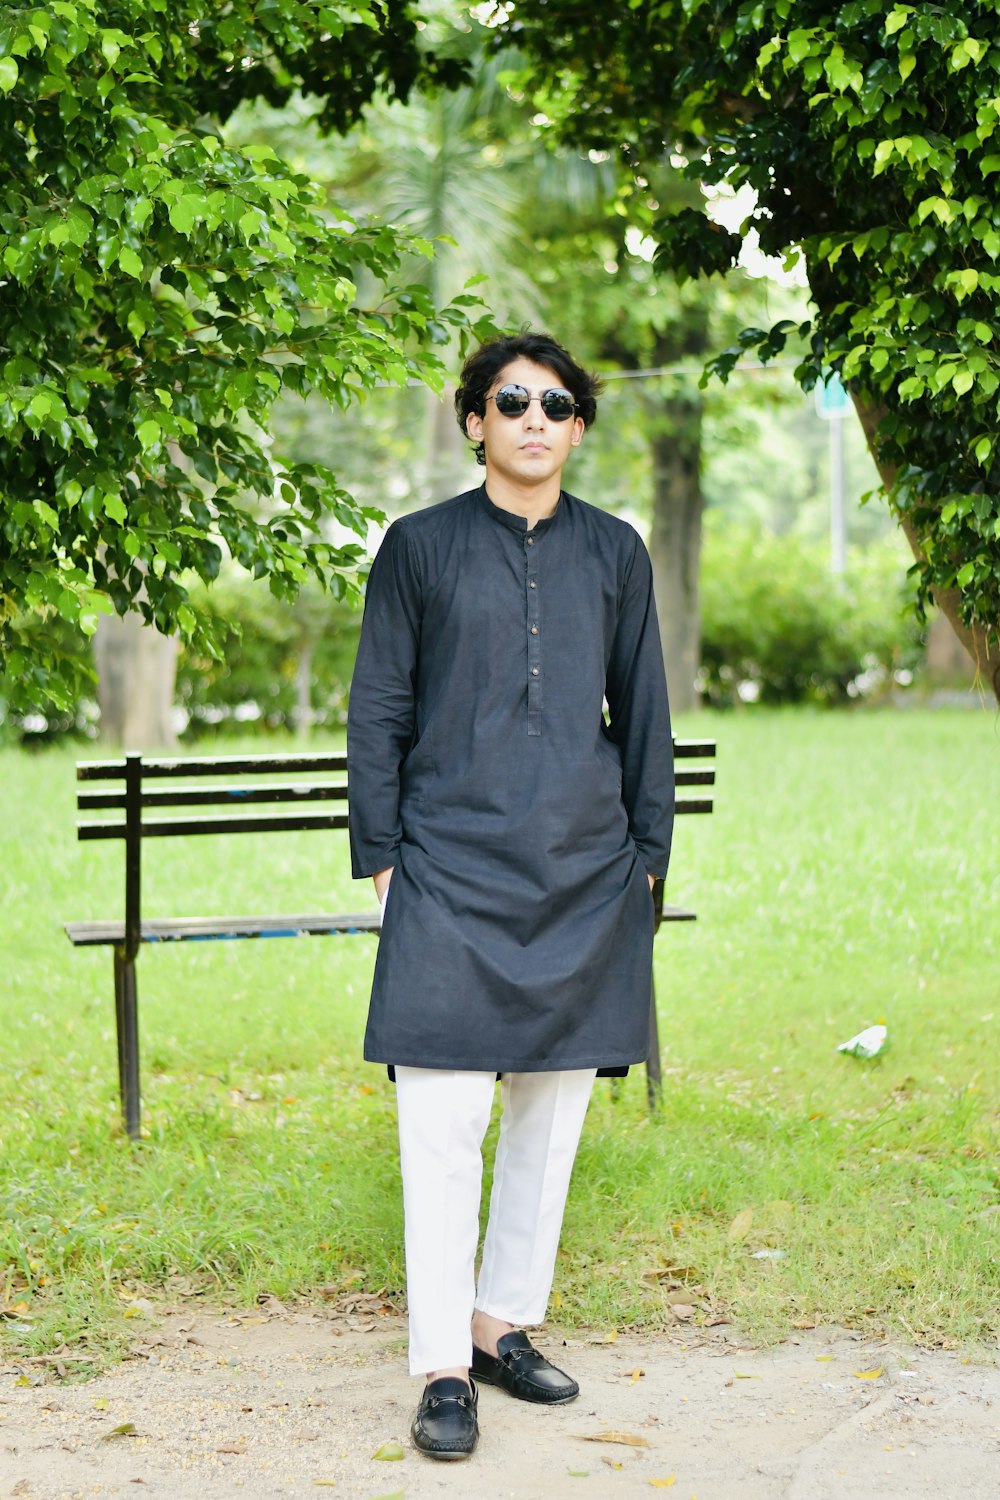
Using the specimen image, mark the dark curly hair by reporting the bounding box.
[454,331,601,466]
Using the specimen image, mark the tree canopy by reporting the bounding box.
[0,0,480,712]
[500,0,1000,696]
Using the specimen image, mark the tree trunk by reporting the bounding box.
[851,391,1000,704]
[649,395,704,713]
[641,313,709,715]
[293,640,313,740]
[93,612,179,748]
[424,389,474,500]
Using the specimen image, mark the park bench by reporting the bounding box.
[65,742,715,1140]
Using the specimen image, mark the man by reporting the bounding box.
[347,331,673,1460]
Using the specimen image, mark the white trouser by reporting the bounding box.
[395,1066,597,1377]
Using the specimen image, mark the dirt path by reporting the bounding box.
[2,1304,997,1500]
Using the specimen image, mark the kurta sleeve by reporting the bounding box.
[605,532,674,878]
[347,521,422,879]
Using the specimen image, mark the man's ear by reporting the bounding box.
[466,410,484,442]
[570,417,585,447]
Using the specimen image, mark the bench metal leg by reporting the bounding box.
[645,970,662,1110]
[113,947,141,1142]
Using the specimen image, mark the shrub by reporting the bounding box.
[699,521,923,706]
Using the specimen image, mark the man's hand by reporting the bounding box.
[373,867,394,903]
[648,873,656,891]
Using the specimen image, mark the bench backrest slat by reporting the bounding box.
[77,751,349,780]
[79,811,352,841]
[78,783,349,811]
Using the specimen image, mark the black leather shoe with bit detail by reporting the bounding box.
[411,1376,479,1459]
[471,1330,579,1404]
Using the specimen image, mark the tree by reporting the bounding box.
[497,0,1000,700]
[0,0,482,716]
[241,67,727,708]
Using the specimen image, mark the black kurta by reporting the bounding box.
[347,484,674,1073]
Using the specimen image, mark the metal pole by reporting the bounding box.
[830,413,847,574]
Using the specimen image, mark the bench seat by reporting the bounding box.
[65,902,697,949]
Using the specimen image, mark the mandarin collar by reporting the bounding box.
[478,484,562,534]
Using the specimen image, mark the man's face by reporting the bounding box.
[465,357,585,489]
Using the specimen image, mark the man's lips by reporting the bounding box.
[520,442,548,453]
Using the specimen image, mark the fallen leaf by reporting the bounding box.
[372,1442,405,1461]
[815,1356,835,1363]
[728,1208,754,1241]
[671,1304,695,1321]
[605,1328,618,1344]
[733,1372,761,1380]
[101,1423,139,1441]
[628,1368,645,1385]
[366,1492,404,1500]
[217,1443,246,1454]
[649,1478,677,1489]
[312,1483,337,1489]
[853,1368,884,1380]
[568,1471,590,1478]
[601,1457,624,1470]
[792,1319,817,1330]
[580,1431,650,1448]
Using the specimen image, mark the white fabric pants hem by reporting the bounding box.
[395,1066,596,1377]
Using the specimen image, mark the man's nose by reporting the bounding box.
[524,399,544,428]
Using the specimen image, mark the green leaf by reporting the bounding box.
[137,418,161,451]
[371,1442,405,1461]
[240,209,263,241]
[118,245,144,280]
[168,197,199,234]
[103,493,127,524]
[0,57,19,94]
[955,561,976,587]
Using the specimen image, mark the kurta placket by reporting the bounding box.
[347,484,674,1075]
[526,529,542,735]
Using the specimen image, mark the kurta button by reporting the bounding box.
[530,625,539,635]
[531,667,540,677]
[529,580,537,589]
[527,536,535,545]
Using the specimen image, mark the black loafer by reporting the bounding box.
[411,1376,479,1460]
[471,1330,579,1404]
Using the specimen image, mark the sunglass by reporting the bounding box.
[486,384,578,422]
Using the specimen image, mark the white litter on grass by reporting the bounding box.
[750,1249,786,1261]
[837,1023,888,1059]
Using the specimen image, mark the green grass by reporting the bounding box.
[2,709,998,1366]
